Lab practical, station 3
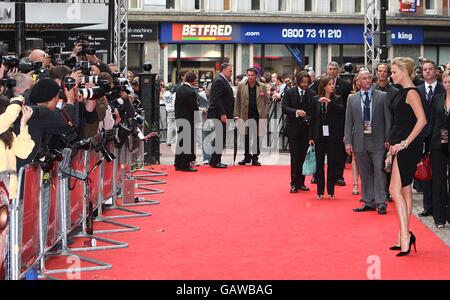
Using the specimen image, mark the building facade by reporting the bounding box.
[0,0,449,82]
[128,0,450,83]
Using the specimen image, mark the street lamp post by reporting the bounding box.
[15,0,26,56]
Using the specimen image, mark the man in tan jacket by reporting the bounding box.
[234,67,269,166]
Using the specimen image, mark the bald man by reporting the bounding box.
[29,49,51,68]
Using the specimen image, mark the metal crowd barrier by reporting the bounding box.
[3,132,166,280]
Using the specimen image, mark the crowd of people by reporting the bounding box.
[163,58,450,257]
[0,39,155,278]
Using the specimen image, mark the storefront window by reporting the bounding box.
[424,46,438,64]
[128,43,143,74]
[394,45,420,64]
[439,47,450,66]
[168,43,232,85]
[253,44,299,76]
[331,44,365,68]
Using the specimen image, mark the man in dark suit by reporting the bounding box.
[282,71,315,193]
[311,61,351,186]
[207,63,234,168]
[417,60,446,216]
[174,71,199,172]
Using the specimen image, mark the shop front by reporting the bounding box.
[159,22,424,83]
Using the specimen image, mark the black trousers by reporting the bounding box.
[421,137,433,212]
[288,130,309,188]
[174,122,196,169]
[244,118,260,159]
[431,149,450,225]
[335,141,346,181]
[316,139,338,196]
[210,120,227,165]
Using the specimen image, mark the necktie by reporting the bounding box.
[300,90,304,104]
[426,85,433,103]
[363,92,371,122]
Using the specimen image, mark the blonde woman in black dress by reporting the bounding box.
[386,57,427,256]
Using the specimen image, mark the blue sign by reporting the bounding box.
[286,45,304,65]
[160,23,423,45]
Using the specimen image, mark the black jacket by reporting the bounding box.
[175,84,199,124]
[311,77,351,109]
[207,74,235,119]
[309,95,345,142]
[429,93,450,151]
[15,103,79,170]
[418,82,446,140]
[282,87,315,139]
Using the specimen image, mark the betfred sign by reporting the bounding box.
[399,0,417,12]
[172,24,236,42]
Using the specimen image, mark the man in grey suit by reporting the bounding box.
[344,70,391,215]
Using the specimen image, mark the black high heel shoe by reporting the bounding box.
[396,232,417,257]
[389,231,412,251]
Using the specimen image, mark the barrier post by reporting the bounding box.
[93,156,140,234]
[66,148,129,252]
[43,148,120,276]
[101,144,153,219]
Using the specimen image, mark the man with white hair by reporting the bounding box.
[345,70,391,215]
[28,49,51,69]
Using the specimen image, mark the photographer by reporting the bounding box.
[15,78,79,169]
[28,49,51,69]
[83,72,110,138]
[0,95,35,199]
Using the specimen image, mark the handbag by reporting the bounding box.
[415,152,432,181]
[302,144,316,176]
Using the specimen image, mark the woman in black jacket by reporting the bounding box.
[429,70,450,228]
[309,76,345,199]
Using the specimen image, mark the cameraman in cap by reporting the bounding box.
[15,78,79,169]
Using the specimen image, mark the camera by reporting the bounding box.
[133,113,145,125]
[47,46,65,66]
[74,61,91,77]
[75,34,96,56]
[36,148,64,173]
[81,75,99,85]
[0,77,16,89]
[63,76,77,91]
[79,86,106,101]
[1,56,20,69]
[143,62,152,72]
[47,46,61,56]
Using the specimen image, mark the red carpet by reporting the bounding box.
[46,165,450,280]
